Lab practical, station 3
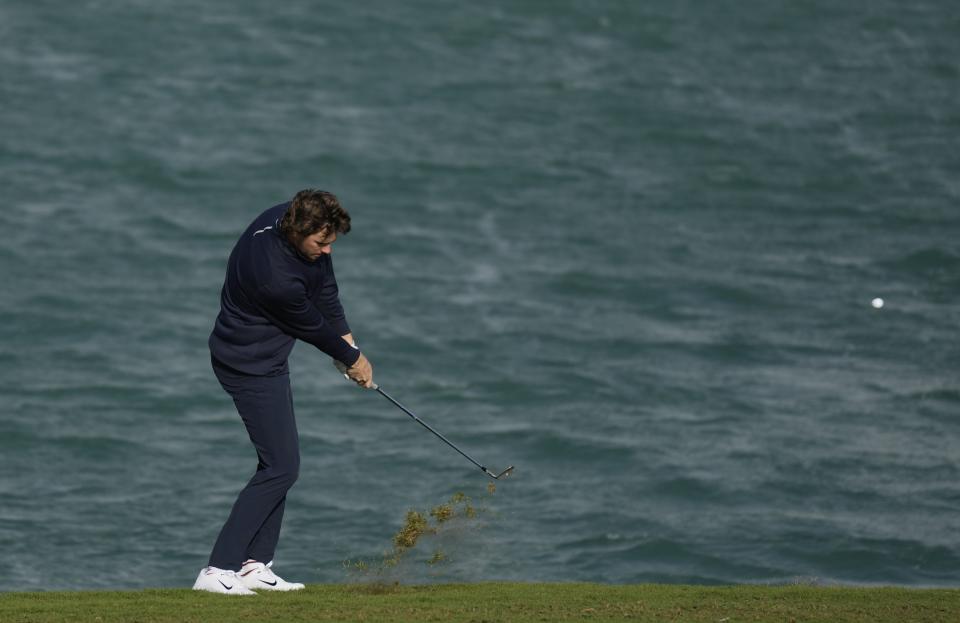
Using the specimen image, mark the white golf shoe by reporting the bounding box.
[192,566,257,595]
[238,560,305,591]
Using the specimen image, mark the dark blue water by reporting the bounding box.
[1,0,958,591]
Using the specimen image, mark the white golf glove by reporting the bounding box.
[333,342,359,381]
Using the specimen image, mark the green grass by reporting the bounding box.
[1,583,958,623]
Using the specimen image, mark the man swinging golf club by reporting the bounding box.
[193,189,374,595]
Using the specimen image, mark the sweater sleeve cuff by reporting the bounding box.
[333,340,362,367]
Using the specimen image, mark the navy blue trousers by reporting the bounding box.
[208,357,300,571]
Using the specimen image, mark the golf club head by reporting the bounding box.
[485,465,515,480]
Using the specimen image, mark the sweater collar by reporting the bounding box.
[273,224,320,265]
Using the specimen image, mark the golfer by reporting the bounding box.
[193,189,373,595]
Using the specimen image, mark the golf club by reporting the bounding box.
[372,384,514,480]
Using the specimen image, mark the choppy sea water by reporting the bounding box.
[1,1,958,591]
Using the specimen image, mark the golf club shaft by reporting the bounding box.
[375,386,490,473]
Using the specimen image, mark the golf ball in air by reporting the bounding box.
[872,298,884,309]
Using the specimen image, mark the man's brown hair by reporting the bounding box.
[280,189,351,241]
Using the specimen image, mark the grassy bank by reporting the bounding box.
[2,582,958,623]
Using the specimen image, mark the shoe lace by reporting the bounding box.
[240,560,286,583]
[262,563,281,582]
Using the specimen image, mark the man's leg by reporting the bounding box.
[245,379,297,563]
[246,497,287,563]
[208,368,300,571]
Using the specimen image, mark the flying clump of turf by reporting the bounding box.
[345,485,496,582]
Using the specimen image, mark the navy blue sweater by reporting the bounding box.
[209,203,361,376]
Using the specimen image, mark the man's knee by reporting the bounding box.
[274,456,300,488]
[285,462,300,487]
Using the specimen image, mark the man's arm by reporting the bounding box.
[313,257,351,336]
[258,281,360,367]
[316,259,374,388]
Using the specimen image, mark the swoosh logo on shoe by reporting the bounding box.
[259,579,278,586]
[218,580,234,590]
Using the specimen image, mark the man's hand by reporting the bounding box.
[333,333,373,388]
[345,353,374,388]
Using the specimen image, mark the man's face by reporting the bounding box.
[296,227,337,261]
